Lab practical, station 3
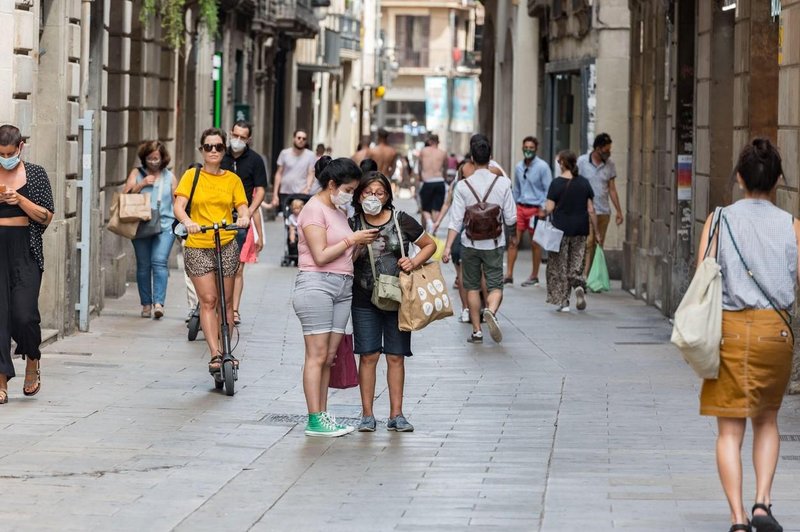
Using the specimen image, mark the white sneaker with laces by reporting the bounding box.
[460,309,470,323]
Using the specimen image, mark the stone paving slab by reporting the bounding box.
[0,199,799,531]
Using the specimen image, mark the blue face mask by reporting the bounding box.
[0,151,21,171]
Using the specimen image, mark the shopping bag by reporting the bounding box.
[118,193,152,222]
[398,261,454,332]
[329,334,358,389]
[586,245,611,293]
[239,224,258,263]
[532,218,564,252]
[106,193,140,239]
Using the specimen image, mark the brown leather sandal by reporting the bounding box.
[0,389,7,404]
[23,360,41,396]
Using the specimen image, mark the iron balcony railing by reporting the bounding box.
[274,0,320,37]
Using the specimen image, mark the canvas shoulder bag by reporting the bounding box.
[364,211,404,311]
[462,175,503,243]
[172,164,202,239]
[134,170,164,239]
[118,192,151,222]
[398,261,454,332]
[671,207,723,379]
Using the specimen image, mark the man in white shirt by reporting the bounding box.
[270,129,316,211]
[443,135,517,345]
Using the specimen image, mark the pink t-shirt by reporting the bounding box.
[296,195,355,275]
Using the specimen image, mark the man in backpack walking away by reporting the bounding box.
[443,135,516,344]
[577,132,623,278]
[505,136,552,286]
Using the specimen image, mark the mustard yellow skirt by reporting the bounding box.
[700,309,793,418]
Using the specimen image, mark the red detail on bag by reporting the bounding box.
[239,225,258,264]
[329,334,358,389]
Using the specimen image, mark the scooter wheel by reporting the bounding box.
[187,315,200,341]
[223,360,235,396]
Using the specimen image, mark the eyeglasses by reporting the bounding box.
[201,143,226,153]
[362,190,387,199]
[146,158,161,165]
[295,136,307,141]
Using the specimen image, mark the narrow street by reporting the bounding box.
[2,203,799,531]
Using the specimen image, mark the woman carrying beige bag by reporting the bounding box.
[696,138,800,532]
[349,171,436,433]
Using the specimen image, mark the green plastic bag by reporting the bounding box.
[586,245,610,293]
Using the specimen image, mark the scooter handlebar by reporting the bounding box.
[198,222,241,233]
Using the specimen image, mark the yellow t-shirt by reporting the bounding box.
[175,168,247,248]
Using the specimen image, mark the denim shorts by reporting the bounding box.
[293,271,353,335]
[351,305,412,357]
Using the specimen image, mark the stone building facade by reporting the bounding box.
[626,0,799,388]
[480,0,630,274]
[2,0,323,338]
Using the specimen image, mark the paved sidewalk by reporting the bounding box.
[1,201,799,531]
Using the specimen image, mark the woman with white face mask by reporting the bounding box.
[349,172,437,433]
[292,157,379,437]
[0,124,55,404]
[123,141,179,319]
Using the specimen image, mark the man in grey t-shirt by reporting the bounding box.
[576,132,624,278]
[271,129,316,211]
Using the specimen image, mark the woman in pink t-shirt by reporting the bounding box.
[293,157,378,437]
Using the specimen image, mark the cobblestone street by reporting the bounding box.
[2,208,800,531]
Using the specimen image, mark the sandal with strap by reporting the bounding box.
[0,389,7,404]
[23,359,41,396]
[729,524,751,532]
[233,310,241,325]
[751,503,782,532]
[208,355,223,373]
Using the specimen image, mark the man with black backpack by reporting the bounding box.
[443,135,516,344]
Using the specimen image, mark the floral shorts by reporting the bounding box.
[184,240,239,278]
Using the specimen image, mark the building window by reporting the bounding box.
[395,16,430,68]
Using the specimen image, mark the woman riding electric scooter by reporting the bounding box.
[174,128,249,390]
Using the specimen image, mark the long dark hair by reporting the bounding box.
[352,171,395,215]
[315,157,361,189]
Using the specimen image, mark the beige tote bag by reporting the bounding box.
[671,207,722,379]
[398,261,454,332]
[119,193,152,222]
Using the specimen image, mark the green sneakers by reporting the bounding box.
[304,412,355,438]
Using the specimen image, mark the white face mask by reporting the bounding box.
[361,196,383,215]
[331,190,353,207]
[230,138,247,153]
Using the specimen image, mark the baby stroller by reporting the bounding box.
[280,193,311,267]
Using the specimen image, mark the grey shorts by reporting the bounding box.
[293,271,353,335]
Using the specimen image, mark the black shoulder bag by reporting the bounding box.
[172,164,202,239]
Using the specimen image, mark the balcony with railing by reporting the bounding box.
[274,0,320,38]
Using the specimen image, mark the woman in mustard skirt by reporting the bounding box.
[696,138,799,532]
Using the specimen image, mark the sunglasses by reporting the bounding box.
[295,136,307,141]
[201,143,226,153]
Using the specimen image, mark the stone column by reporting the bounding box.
[34,0,83,333]
[778,0,800,391]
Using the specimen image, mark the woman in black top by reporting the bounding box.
[540,150,599,312]
[0,124,55,403]
[349,172,437,433]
